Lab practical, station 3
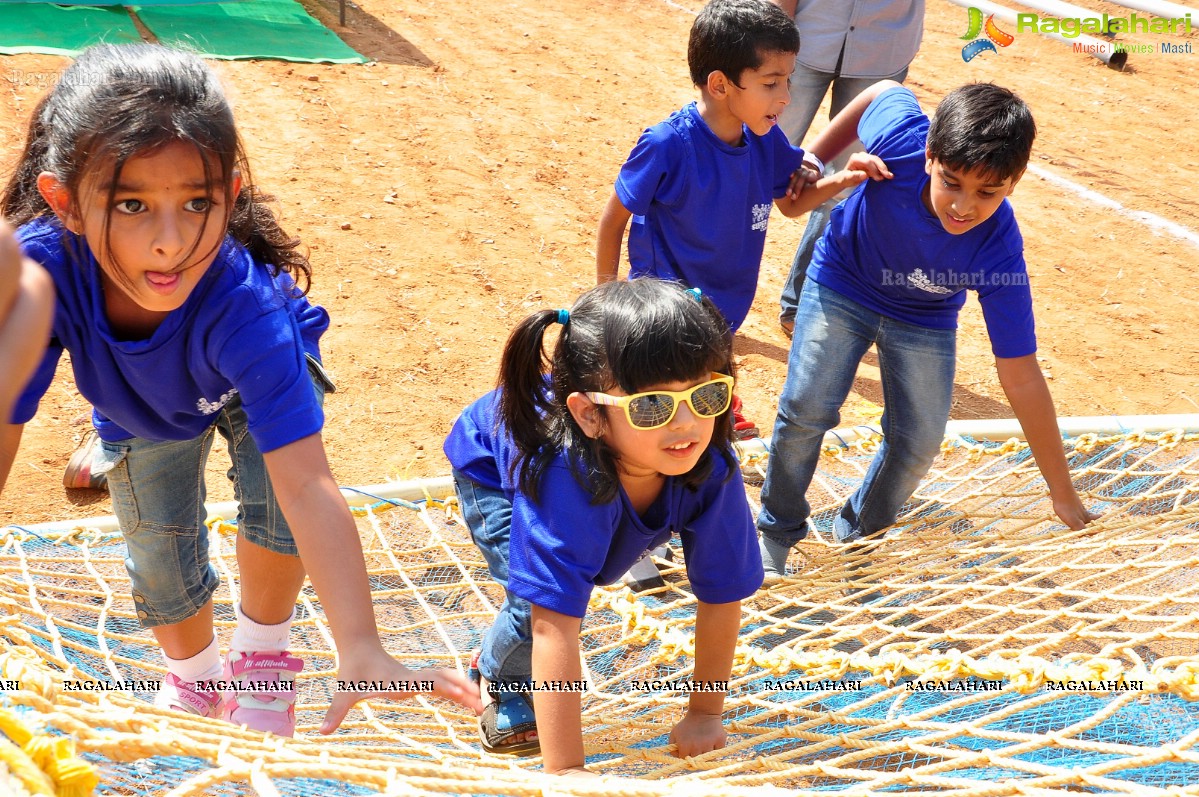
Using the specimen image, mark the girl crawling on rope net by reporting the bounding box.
[444,278,762,776]
[0,42,480,737]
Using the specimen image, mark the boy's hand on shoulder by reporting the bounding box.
[1052,491,1101,531]
[815,169,869,194]
[320,647,483,734]
[816,152,892,195]
[669,709,727,758]
[845,152,893,181]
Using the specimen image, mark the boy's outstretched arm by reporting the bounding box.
[670,599,740,758]
[995,354,1099,530]
[806,79,905,167]
[776,151,894,218]
[531,605,590,775]
[596,192,632,284]
[262,435,482,732]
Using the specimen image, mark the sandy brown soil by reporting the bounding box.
[1,0,1196,527]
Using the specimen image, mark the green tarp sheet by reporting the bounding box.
[0,5,141,56]
[134,0,365,62]
[0,0,364,63]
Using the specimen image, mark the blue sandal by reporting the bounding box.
[469,652,540,756]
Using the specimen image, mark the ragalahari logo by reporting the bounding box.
[961,7,1015,61]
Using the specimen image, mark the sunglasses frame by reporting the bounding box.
[584,373,735,430]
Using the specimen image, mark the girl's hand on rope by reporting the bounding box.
[1053,492,1101,531]
[319,648,482,734]
[669,709,727,758]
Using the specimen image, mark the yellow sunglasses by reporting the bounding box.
[585,373,734,430]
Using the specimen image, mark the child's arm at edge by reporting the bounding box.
[262,436,482,732]
[531,604,590,775]
[669,599,741,758]
[0,424,24,496]
[995,354,1099,530]
[0,224,55,494]
[596,192,632,285]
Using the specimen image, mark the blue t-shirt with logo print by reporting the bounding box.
[615,102,804,331]
[13,215,330,453]
[444,389,763,618]
[807,86,1037,358]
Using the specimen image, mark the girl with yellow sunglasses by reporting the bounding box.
[444,278,761,776]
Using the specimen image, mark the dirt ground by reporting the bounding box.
[1,0,1196,527]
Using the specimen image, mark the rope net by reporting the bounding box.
[2,430,1198,796]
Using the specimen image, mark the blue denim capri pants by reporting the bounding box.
[96,357,331,628]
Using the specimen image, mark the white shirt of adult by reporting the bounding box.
[781,0,925,78]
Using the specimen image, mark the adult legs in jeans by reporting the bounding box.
[452,472,532,687]
[779,68,910,328]
[834,315,955,543]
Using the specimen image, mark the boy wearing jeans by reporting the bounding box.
[757,81,1096,579]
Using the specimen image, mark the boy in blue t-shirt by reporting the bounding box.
[596,0,885,438]
[757,80,1098,579]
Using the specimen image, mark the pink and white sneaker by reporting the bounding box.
[221,650,304,737]
[154,673,223,718]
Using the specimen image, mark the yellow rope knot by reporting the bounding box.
[1159,660,1199,701]
[0,710,97,797]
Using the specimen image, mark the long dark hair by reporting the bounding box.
[1,43,310,291]
[498,278,738,503]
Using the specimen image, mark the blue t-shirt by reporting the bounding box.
[14,216,330,453]
[616,103,804,332]
[444,390,763,618]
[808,87,1037,358]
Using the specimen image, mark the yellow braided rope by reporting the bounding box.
[0,708,96,797]
[1,429,1197,795]
[590,587,1199,699]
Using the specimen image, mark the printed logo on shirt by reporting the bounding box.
[197,389,238,415]
[903,268,954,295]
[750,203,771,232]
[882,268,1029,291]
[960,8,1014,62]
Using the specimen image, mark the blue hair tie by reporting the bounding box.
[686,287,702,302]
[557,309,570,325]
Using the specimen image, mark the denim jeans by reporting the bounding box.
[757,281,955,544]
[98,359,329,627]
[778,65,909,324]
[452,470,532,686]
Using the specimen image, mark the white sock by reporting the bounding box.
[229,603,294,653]
[163,636,222,685]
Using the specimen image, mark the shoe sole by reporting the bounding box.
[63,433,108,491]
